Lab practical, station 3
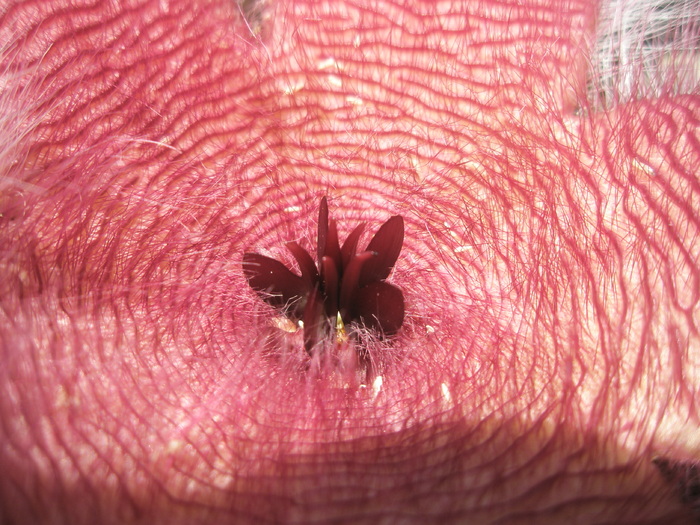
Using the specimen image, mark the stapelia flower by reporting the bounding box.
[243,197,405,354]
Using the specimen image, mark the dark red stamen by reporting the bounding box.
[285,241,319,287]
[339,250,376,321]
[320,255,339,319]
[243,197,405,355]
[340,223,365,269]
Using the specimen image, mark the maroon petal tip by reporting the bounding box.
[242,252,308,313]
[360,215,404,286]
[340,222,366,270]
[317,197,329,264]
[286,241,319,288]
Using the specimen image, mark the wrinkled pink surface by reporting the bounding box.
[0,0,699,523]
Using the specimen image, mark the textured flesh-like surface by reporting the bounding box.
[1,0,700,524]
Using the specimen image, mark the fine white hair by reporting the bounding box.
[591,0,700,108]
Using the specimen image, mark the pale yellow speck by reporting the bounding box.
[165,439,184,454]
[336,313,348,344]
[317,57,337,70]
[632,158,655,176]
[441,383,452,404]
[372,375,383,400]
[271,317,298,333]
[281,79,305,95]
[55,385,70,408]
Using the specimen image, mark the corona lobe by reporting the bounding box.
[243,198,405,354]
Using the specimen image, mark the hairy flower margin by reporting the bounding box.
[243,197,405,355]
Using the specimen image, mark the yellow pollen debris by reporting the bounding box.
[336,312,348,344]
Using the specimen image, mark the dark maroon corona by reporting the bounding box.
[243,198,405,354]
